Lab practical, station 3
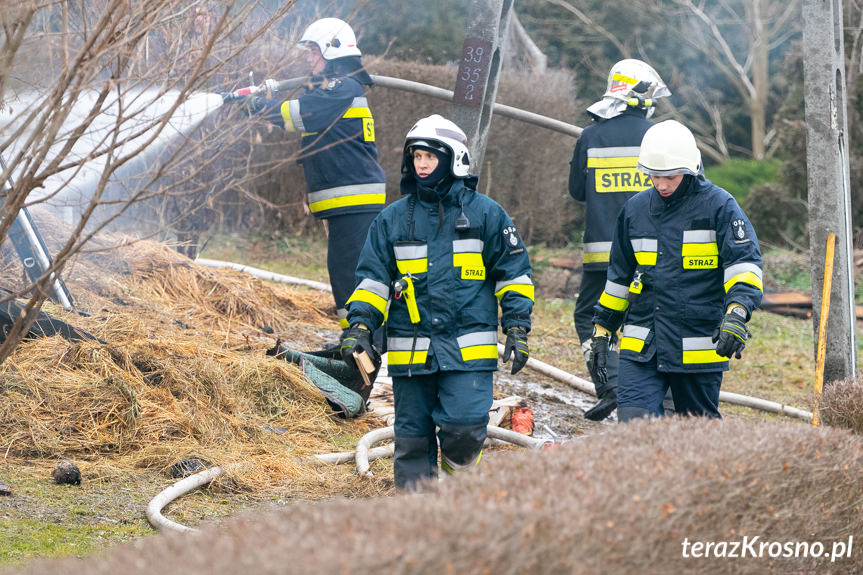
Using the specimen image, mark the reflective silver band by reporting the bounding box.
[307,182,386,205]
[622,324,651,340]
[456,331,498,348]
[394,244,428,261]
[630,238,658,252]
[289,99,304,132]
[356,278,390,300]
[387,337,431,351]
[453,239,484,253]
[587,146,641,158]
[683,229,716,243]
[724,262,763,283]
[495,274,533,292]
[603,280,630,299]
[584,241,613,254]
[682,336,716,351]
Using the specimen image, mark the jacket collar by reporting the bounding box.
[649,175,701,215]
[400,174,478,206]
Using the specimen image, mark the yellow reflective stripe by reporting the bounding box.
[346,289,388,315]
[635,252,657,266]
[342,106,371,118]
[586,156,639,168]
[453,252,483,267]
[495,283,535,302]
[620,337,645,353]
[612,72,638,85]
[682,349,726,364]
[724,271,764,293]
[339,316,350,329]
[388,350,428,365]
[460,345,499,361]
[681,242,719,257]
[584,251,610,263]
[453,252,485,280]
[280,102,296,132]
[599,291,629,311]
[308,193,386,213]
[396,259,428,275]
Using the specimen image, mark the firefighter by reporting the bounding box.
[588,120,763,421]
[339,114,534,491]
[569,59,671,421]
[241,18,386,335]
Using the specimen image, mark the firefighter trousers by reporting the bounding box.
[617,356,722,421]
[392,370,492,491]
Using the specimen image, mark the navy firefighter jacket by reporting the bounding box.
[345,175,534,377]
[569,108,654,271]
[592,175,763,373]
[260,74,386,219]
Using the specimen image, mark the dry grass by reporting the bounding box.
[0,230,390,498]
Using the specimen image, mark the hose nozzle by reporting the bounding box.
[220,85,261,103]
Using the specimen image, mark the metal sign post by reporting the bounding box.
[450,0,514,177]
[803,0,857,383]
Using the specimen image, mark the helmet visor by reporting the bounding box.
[407,139,449,155]
[637,163,696,178]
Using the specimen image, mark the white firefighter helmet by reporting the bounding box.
[402,114,471,177]
[298,18,361,60]
[587,59,671,120]
[637,120,702,177]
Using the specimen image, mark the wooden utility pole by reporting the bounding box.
[450,0,514,177]
[803,0,857,383]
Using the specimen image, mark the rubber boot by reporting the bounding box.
[393,435,438,492]
[662,388,676,416]
[617,406,651,423]
[584,388,618,421]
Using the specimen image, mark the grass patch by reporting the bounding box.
[0,519,147,565]
[762,247,811,292]
[200,233,330,284]
[0,464,155,568]
[704,157,781,203]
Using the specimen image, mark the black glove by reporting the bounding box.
[503,327,529,375]
[712,307,749,359]
[587,335,610,386]
[241,96,265,116]
[339,324,377,371]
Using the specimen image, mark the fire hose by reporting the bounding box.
[193,257,814,423]
[146,424,545,534]
[220,75,583,139]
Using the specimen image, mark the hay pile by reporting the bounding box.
[11,417,862,575]
[0,233,388,496]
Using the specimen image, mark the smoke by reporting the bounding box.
[0,87,224,230]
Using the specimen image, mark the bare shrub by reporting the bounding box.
[13,418,862,574]
[819,377,863,434]
[0,1,297,362]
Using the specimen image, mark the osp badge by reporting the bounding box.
[503,226,520,246]
[731,219,748,242]
[503,226,524,254]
